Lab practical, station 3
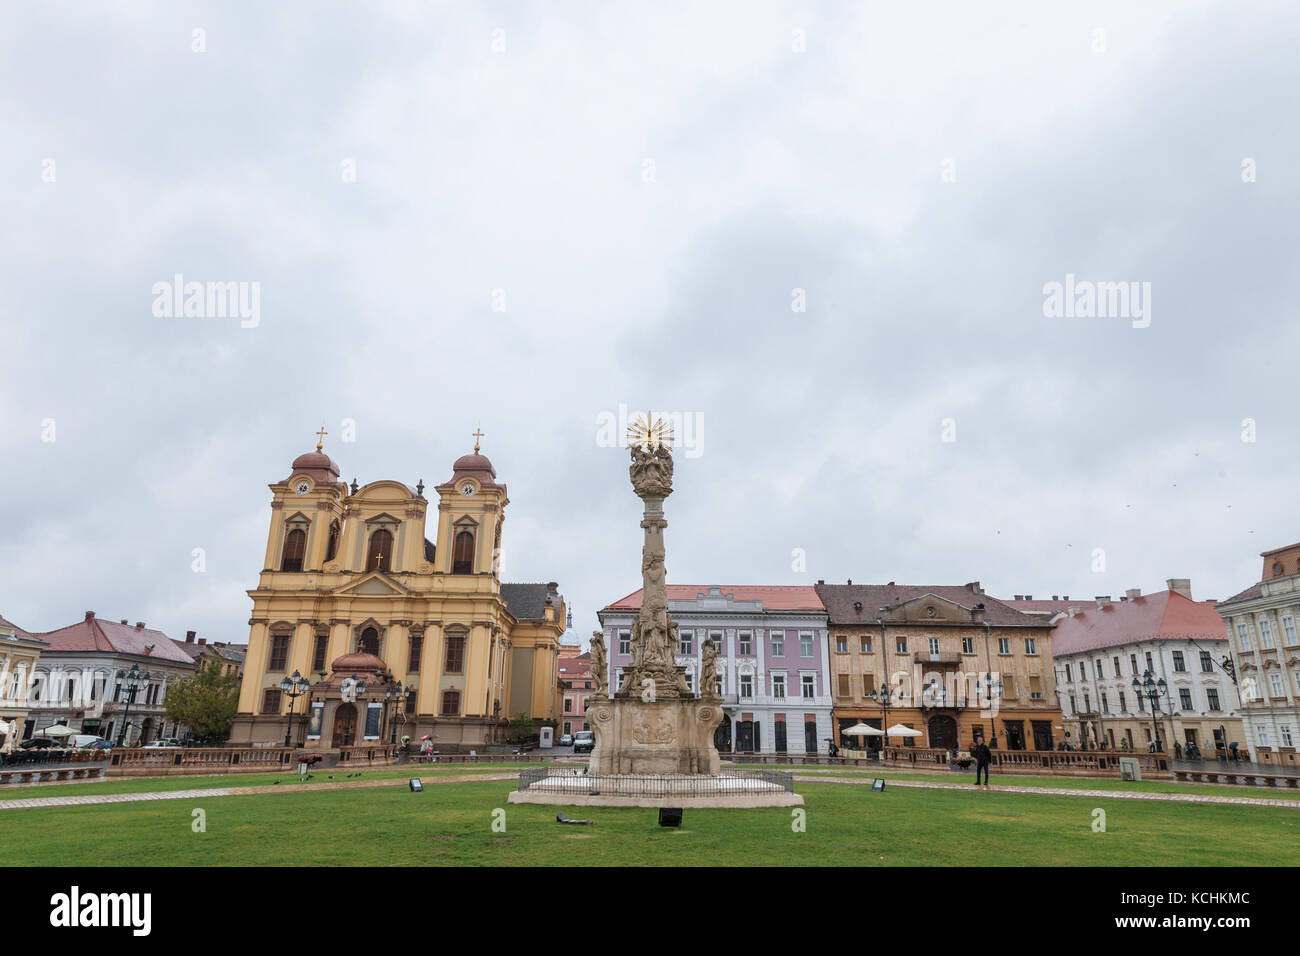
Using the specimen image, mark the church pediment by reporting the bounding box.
[885,594,972,624]
[335,571,411,596]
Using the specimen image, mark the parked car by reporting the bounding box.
[559,734,574,747]
[20,737,59,750]
[141,738,182,749]
[572,730,595,753]
[70,736,114,750]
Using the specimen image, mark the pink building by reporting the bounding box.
[558,649,593,736]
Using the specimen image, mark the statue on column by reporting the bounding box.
[701,637,719,699]
[589,631,608,698]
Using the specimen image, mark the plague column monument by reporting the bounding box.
[507,413,800,808]
[584,417,723,774]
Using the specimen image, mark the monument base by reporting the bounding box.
[586,695,723,775]
[506,771,803,808]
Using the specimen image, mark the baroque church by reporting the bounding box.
[230,432,567,750]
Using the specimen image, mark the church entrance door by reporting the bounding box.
[332,703,357,747]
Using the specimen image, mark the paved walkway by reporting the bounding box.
[0,772,518,812]
[793,774,1300,808]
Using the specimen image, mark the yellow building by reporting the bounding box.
[230,434,567,750]
[0,615,47,748]
[816,582,1065,752]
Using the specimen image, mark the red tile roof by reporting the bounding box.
[34,615,196,664]
[1050,589,1228,655]
[815,584,1047,627]
[1004,598,1091,616]
[1217,582,1265,606]
[604,585,826,612]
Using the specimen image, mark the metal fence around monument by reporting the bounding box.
[517,767,794,795]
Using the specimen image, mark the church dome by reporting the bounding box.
[288,447,341,484]
[451,452,496,479]
[329,652,387,673]
[292,450,337,473]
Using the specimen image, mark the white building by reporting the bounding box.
[25,611,198,744]
[1047,581,1244,756]
[1217,544,1300,768]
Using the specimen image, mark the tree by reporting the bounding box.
[164,664,241,742]
[508,712,534,744]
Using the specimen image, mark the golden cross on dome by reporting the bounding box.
[627,411,674,450]
[472,428,484,453]
[315,425,328,451]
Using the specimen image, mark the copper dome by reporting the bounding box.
[452,453,495,477]
[329,652,387,673]
[288,449,341,484]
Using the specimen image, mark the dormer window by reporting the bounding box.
[366,529,393,572]
[281,528,306,572]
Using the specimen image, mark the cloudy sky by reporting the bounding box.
[3,1,1298,647]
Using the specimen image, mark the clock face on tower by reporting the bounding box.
[294,480,310,495]
[459,482,475,498]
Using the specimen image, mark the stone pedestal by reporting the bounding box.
[586,696,723,775]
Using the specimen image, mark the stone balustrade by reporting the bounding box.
[107,746,297,776]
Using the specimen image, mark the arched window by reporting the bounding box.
[358,627,379,656]
[281,528,306,572]
[452,530,475,574]
[367,530,393,572]
[325,520,341,563]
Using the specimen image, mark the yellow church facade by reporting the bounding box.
[230,434,567,750]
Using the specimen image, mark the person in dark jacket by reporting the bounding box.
[972,737,992,786]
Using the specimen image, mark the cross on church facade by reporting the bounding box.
[315,425,328,451]
[472,428,484,453]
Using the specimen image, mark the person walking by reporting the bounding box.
[972,736,992,787]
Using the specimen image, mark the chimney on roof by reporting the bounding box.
[120,619,128,625]
[198,638,207,645]
[1014,595,1023,601]
[186,630,196,643]
[847,579,852,585]
[966,581,982,594]
[1067,606,1080,617]
[1095,596,1111,610]
[817,579,824,585]
[1166,578,1193,599]
[135,622,145,630]
[85,611,95,621]
[1052,595,1059,601]
[1125,588,1141,601]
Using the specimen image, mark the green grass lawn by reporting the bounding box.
[2,779,1296,866]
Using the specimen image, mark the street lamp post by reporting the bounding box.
[866,682,896,759]
[280,670,310,747]
[386,681,416,746]
[983,673,1004,748]
[1131,669,1175,753]
[115,664,153,747]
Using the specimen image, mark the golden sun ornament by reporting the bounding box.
[626,411,675,450]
